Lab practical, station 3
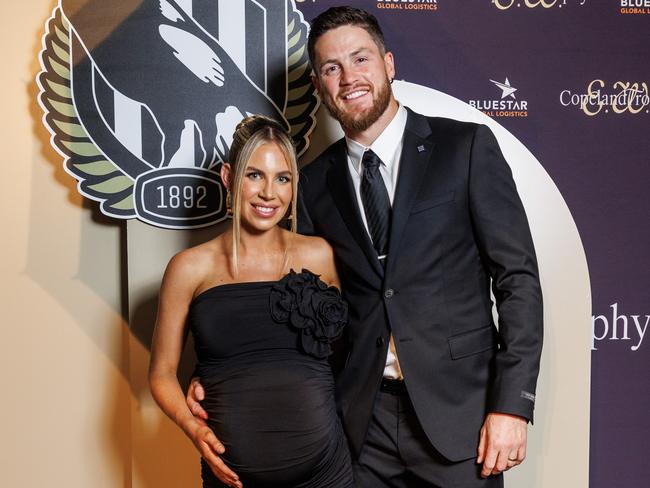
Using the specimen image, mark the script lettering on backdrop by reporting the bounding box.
[492,0,588,9]
[559,79,650,116]
[37,0,317,229]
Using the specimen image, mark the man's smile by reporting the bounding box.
[342,89,369,101]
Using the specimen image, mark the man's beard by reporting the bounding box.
[322,76,392,133]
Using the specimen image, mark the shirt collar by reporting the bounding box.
[346,103,408,175]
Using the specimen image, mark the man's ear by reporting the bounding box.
[220,163,232,189]
[384,51,396,81]
[311,74,321,94]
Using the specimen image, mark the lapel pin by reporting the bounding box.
[417,145,426,153]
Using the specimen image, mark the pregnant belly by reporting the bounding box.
[200,354,339,485]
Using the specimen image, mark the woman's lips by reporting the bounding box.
[251,203,280,218]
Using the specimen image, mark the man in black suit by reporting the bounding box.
[301,6,543,487]
[189,6,542,487]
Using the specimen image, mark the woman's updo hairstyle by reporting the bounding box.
[226,115,298,275]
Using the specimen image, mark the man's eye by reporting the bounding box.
[324,65,339,75]
[356,57,367,64]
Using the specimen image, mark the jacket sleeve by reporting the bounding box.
[296,178,316,236]
[468,124,544,423]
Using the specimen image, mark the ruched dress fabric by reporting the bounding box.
[188,270,354,488]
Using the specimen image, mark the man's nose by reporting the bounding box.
[340,66,358,86]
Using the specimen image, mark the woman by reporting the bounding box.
[149,115,354,488]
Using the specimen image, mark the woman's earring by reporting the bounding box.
[226,191,233,216]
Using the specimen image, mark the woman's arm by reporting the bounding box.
[149,252,242,488]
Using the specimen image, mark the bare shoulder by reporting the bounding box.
[163,237,226,296]
[291,233,338,286]
[292,233,334,265]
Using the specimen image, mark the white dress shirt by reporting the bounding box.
[345,104,408,380]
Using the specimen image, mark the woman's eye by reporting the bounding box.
[278,175,291,184]
[247,172,261,180]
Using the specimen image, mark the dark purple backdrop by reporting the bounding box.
[297,1,650,487]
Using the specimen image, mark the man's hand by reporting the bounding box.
[476,412,527,478]
[187,377,208,420]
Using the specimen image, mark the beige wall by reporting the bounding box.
[1,1,129,486]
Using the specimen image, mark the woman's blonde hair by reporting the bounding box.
[226,115,298,276]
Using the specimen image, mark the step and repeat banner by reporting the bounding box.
[37,1,647,486]
[296,2,646,487]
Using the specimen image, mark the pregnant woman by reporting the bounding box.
[149,116,354,488]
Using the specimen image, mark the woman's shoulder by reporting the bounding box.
[169,237,221,267]
[290,233,336,284]
[165,237,227,290]
[292,233,333,262]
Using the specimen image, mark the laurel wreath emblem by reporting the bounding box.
[37,7,135,217]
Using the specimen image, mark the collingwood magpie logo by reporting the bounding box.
[37,0,317,229]
[468,78,529,118]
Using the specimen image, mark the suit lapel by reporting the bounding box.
[326,140,384,278]
[386,110,435,274]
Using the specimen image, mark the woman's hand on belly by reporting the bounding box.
[183,417,243,488]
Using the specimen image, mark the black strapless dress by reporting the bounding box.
[188,269,354,488]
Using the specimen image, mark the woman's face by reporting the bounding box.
[226,142,293,233]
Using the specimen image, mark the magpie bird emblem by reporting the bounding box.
[38,0,317,228]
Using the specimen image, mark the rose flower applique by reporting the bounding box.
[270,269,348,358]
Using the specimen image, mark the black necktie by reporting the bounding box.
[360,149,391,260]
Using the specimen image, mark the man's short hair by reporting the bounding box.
[307,6,387,71]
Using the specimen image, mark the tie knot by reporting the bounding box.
[362,149,382,172]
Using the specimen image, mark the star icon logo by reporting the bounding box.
[490,78,518,99]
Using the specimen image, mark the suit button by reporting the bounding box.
[376,337,385,347]
[384,289,394,299]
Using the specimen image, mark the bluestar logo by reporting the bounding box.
[620,0,650,14]
[490,78,518,99]
[469,78,529,118]
[376,0,439,12]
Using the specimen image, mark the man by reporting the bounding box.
[189,6,543,487]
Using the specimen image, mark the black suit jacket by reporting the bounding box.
[297,108,543,462]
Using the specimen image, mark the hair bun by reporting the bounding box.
[235,115,287,138]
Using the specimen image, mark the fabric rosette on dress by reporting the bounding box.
[270,269,348,358]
